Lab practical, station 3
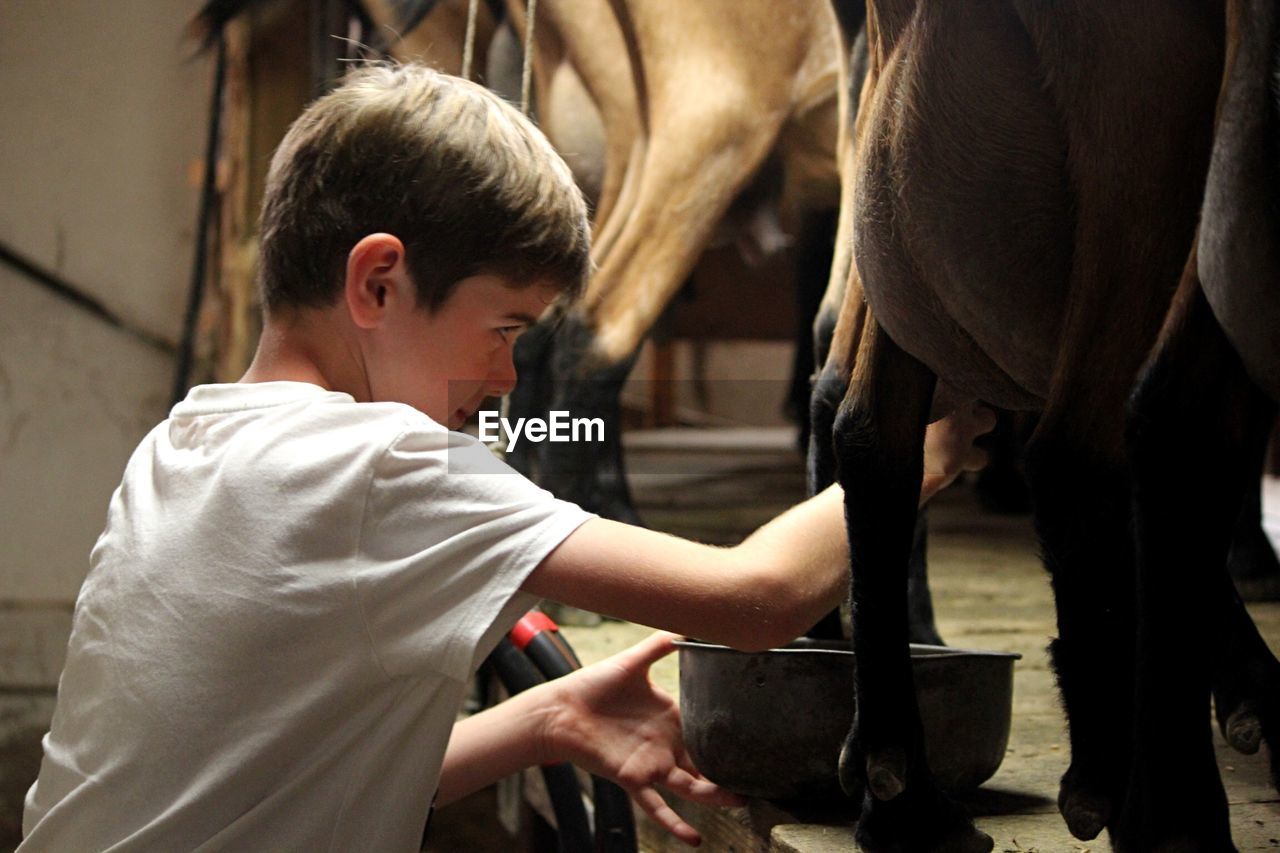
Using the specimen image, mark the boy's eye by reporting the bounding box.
[497,325,524,342]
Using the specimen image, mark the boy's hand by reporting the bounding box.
[920,402,998,505]
[540,632,744,846]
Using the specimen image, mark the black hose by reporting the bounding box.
[512,614,638,853]
[488,638,594,853]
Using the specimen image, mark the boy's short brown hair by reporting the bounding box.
[257,63,590,313]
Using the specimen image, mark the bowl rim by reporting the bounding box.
[673,637,1022,661]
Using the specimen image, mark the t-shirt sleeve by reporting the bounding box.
[354,424,595,681]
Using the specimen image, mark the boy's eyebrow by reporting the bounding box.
[503,312,540,325]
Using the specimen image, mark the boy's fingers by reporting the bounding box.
[673,749,742,800]
[621,631,681,669]
[665,766,746,807]
[674,746,700,776]
[633,786,701,846]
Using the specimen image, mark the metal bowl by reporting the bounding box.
[676,638,1020,801]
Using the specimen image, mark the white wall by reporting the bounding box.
[0,1,207,602]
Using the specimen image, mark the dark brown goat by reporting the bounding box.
[1121,0,1280,848]
[810,1,1279,850]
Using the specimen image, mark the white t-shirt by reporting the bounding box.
[21,382,594,852]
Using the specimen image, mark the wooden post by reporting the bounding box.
[191,1,314,385]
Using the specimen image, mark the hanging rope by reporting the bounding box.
[460,0,481,79]
[520,0,537,115]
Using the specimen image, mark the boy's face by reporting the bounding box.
[373,273,557,429]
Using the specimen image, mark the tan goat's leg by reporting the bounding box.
[585,113,786,362]
[583,0,826,361]
[534,0,639,232]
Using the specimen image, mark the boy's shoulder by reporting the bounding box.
[166,381,499,474]
[172,381,433,433]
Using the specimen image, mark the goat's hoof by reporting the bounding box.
[1225,704,1263,755]
[1058,775,1110,841]
[867,746,908,801]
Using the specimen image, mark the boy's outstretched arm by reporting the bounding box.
[523,403,996,652]
[436,632,740,847]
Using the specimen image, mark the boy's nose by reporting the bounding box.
[486,349,518,398]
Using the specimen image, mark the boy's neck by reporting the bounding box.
[240,308,371,402]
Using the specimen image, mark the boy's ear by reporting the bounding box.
[345,233,412,329]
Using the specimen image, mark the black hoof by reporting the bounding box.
[867,746,908,801]
[1058,767,1111,841]
[1213,648,1280,790]
[1224,704,1263,755]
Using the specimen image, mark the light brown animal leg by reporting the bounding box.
[589,136,645,262]
[590,131,639,241]
[531,0,640,233]
[583,0,834,360]
[586,110,786,361]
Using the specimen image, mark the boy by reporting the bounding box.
[22,65,993,851]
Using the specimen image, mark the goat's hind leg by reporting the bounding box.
[834,318,991,853]
[1024,410,1138,840]
[1118,263,1277,852]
